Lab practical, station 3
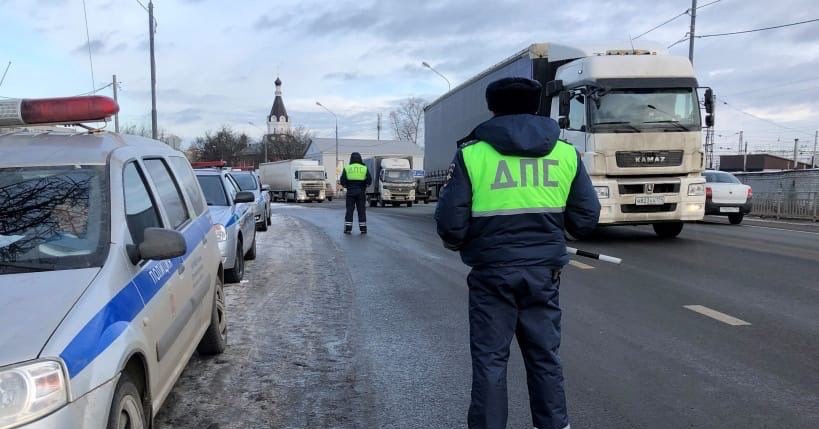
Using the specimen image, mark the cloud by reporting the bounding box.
[73,39,106,55]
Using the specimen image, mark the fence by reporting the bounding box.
[751,192,818,222]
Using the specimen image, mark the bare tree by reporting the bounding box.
[390,97,426,145]
[121,124,183,150]
[264,125,313,162]
[189,126,250,165]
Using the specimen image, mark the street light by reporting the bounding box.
[422,61,451,91]
[316,101,339,184]
[248,121,267,163]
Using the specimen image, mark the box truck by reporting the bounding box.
[259,159,326,202]
[423,42,714,238]
[363,156,417,207]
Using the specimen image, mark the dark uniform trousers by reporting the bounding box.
[344,192,367,231]
[467,265,568,429]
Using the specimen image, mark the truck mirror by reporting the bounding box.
[705,114,714,127]
[558,91,571,117]
[545,80,564,97]
[704,88,714,113]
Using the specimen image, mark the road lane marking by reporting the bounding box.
[569,260,594,270]
[743,225,819,236]
[684,305,751,326]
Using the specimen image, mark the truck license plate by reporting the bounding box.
[635,196,665,206]
[720,207,740,213]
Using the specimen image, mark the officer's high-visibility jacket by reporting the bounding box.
[435,114,600,268]
[340,153,372,197]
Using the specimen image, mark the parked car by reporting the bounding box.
[325,181,336,201]
[0,95,226,429]
[704,170,753,224]
[229,170,272,231]
[195,169,257,282]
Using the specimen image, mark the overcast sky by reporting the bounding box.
[2,0,817,159]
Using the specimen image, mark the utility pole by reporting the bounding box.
[743,141,748,172]
[812,130,818,168]
[688,0,697,64]
[738,130,743,154]
[793,138,799,169]
[377,113,382,141]
[112,74,120,133]
[148,0,158,140]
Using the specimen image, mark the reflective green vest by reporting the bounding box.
[344,163,368,181]
[461,140,578,217]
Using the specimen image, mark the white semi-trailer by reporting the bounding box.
[364,156,417,207]
[259,159,326,202]
[423,42,713,238]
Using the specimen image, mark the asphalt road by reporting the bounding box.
[159,200,819,428]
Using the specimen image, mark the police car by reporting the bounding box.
[0,96,227,428]
[228,170,272,232]
[194,168,257,283]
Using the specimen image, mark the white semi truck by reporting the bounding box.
[259,159,327,203]
[424,42,714,238]
[363,156,417,207]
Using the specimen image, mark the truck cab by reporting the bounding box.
[365,157,417,207]
[547,46,711,237]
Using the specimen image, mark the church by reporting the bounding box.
[238,77,293,167]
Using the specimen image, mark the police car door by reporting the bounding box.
[139,158,199,390]
[225,174,254,255]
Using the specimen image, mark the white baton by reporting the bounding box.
[567,246,622,265]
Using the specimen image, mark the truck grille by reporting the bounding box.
[618,183,680,195]
[302,183,323,190]
[621,203,678,213]
[616,151,684,168]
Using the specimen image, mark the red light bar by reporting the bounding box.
[0,96,119,127]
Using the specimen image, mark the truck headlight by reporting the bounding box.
[594,186,610,199]
[0,360,68,428]
[213,224,227,242]
[688,183,705,196]
[382,189,391,197]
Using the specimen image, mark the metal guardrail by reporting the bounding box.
[751,192,818,222]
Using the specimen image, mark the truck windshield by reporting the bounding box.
[384,169,414,182]
[298,171,325,181]
[0,165,109,274]
[590,88,700,132]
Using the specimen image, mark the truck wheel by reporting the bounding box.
[424,198,429,204]
[106,373,147,429]
[379,198,385,208]
[653,222,684,239]
[728,213,744,225]
[197,275,227,355]
[369,200,377,208]
[225,241,244,283]
[407,202,413,208]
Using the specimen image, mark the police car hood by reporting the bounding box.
[0,268,100,365]
[472,114,561,158]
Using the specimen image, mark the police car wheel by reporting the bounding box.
[266,211,272,226]
[225,242,244,283]
[245,238,257,260]
[198,276,227,355]
[107,374,147,429]
[257,219,268,232]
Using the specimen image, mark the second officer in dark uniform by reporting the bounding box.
[436,77,600,429]
[340,152,372,234]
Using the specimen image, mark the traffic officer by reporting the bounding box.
[340,152,372,234]
[435,77,600,429]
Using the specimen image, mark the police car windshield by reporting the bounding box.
[196,175,229,206]
[231,173,258,191]
[298,171,324,181]
[384,169,414,182]
[0,166,109,274]
[590,88,701,132]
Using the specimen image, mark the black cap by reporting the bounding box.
[485,77,543,115]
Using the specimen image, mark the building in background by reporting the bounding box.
[719,153,812,172]
[304,138,424,181]
[239,77,292,167]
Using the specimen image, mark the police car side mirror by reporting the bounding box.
[234,191,255,203]
[127,228,187,264]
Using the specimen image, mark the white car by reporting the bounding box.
[0,96,227,429]
[704,170,753,224]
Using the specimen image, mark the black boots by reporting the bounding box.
[360,222,367,234]
[344,222,352,234]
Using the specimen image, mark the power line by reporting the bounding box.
[722,76,819,96]
[717,97,815,137]
[697,17,819,38]
[81,0,96,94]
[76,82,114,96]
[634,0,724,41]
[134,0,149,12]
